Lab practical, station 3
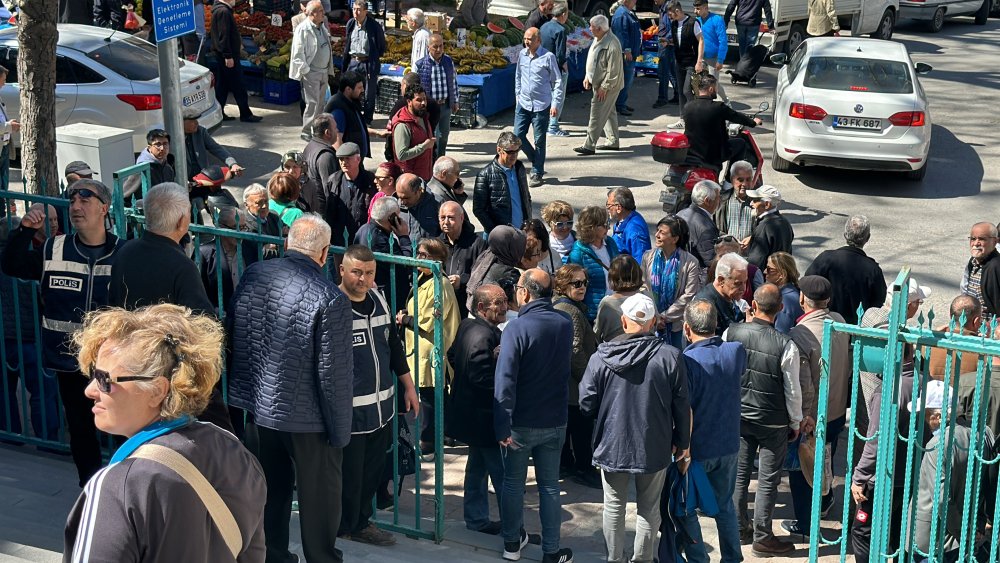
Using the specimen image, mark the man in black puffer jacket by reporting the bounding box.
[473,132,532,234]
[228,213,354,563]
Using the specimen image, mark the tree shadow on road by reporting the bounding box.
[786,124,982,200]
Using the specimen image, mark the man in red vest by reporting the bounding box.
[389,84,435,181]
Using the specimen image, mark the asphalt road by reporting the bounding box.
[211,15,1000,318]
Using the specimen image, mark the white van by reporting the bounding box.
[708,0,900,54]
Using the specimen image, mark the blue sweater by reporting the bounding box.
[611,210,651,260]
[567,237,620,322]
[612,5,642,56]
[540,18,567,68]
[494,298,574,439]
[775,283,804,335]
[698,12,728,62]
[682,337,747,461]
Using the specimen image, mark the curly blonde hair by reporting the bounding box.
[541,200,574,226]
[74,304,224,420]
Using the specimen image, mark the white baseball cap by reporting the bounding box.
[909,380,945,412]
[907,278,931,304]
[622,294,656,324]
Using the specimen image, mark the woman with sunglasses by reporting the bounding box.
[641,215,702,348]
[397,238,461,455]
[64,304,266,562]
[368,161,403,221]
[567,205,620,322]
[552,264,601,488]
[765,251,804,335]
[541,200,576,263]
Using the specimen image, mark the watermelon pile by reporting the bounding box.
[467,15,527,49]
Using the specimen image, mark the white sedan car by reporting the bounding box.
[770,38,932,181]
[0,24,223,153]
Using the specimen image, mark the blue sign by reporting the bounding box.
[151,0,197,43]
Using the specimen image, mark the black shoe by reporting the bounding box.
[780,519,808,542]
[473,520,503,535]
[820,494,835,519]
[572,470,603,490]
[739,527,753,545]
[502,529,530,561]
[751,536,795,556]
[541,548,574,563]
[652,100,669,109]
[626,105,634,112]
[221,114,236,121]
[596,144,621,151]
[240,115,263,123]
[617,108,633,116]
[573,146,595,156]
[526,532,541,545]
[666,96,679,103]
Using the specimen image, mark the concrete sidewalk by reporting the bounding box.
[0,436,853,563]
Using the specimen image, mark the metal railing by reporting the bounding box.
[811,267,1000,562]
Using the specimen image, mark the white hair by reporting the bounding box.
[729,160,754,178]
[589,14,609,31]
[144,182,191,235]
[844,214,871,248]
[242,183,267,205]
[287,213,331,255]
[371,196,400,223]
[432,156,459,178]
[716,252,749,279]
[439,200,465,219]
[407,7,425,26]
[691,180,721,207]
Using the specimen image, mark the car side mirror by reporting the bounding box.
[914,62,932,75]
[770,53,788,66]
[758,101,770,112]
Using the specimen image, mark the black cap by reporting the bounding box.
[799,275,832,301]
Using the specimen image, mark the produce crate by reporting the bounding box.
[265,63,290,80]
[245,66,264,97]
[375,77,402,116]
[263,78,301,104]
[451,87,480,129]
[634,49,660,76]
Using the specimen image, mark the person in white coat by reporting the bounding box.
[290,1,336,136]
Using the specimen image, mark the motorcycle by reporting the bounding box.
[650,101,770,214]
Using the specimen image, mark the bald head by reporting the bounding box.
[439,200,465,240]
[751,283,783,320]
[28,203,59,237]
[524,27,541,53]
[395,173,423,208]
[474,283,508,325]
[950,294,983,332]
[517,268,552,305]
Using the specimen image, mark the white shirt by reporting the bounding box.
[723,326,803,429]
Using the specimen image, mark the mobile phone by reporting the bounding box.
[389,214,400,227]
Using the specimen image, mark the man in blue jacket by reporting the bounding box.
[607,187,651,259]
[228,214,354,563]
[611,0,641,116]
[494,269,575,563]
[679,299,747,563]
[540,4,570,137]
[694,0,730,104]
[341,0,387,123]
[724,0,774,58]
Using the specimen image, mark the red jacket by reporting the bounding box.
[389,106,433,181]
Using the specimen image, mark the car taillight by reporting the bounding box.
[116,94,162,111]
[889,111,926,127]
[789,103,827,121]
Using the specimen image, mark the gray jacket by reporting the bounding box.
[185,126,236,179]
[915,424,971,554]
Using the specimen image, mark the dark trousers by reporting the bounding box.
[788,415,846,531]
[734,421,788,543]
[419,386,437,445]
[850,482,903,563]
[55,369,104,487]
[214,60,253,119]
[1,341,60,441]
[340,423,392,535]
[561,404,594,473]
[347,59,378,123]
[254,425,344,563]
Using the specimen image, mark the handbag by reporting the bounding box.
[382,416,417,481]
[131,444,242,558]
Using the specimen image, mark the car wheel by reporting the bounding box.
[975,0,990,24]
[785,22,806,55]
[927,8,945,32]
[905,161,928,182]
[870,9,895,40]
[771,139,793,173]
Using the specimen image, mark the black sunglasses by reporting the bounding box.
[569,279,589,289]
[501,148,520,155]
[713,235,737,244]
[88,363,159,393]
[554,220,574,229]
[66,188,104,202]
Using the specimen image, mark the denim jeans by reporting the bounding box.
[682,453,742,563]
[1,340,60,441]
[512,105,550,177]
[549,69,569,133]
[657,46,678,102]
[615,60,636,112]
[435,104,452,158]
[736,23,759,59]
[735,421,788,543]
[464,445,505,531]
[789,415,846,532]
[602,468,666,563]
[501,425,566,554]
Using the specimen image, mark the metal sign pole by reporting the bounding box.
[158,39,187,184]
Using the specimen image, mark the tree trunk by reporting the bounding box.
[17,0,59,196]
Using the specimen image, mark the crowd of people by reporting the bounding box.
[0,1,993,562]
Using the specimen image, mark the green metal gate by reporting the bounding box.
[811,267,1000,562]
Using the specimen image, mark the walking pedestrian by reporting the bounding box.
[210,0,262,122]
[473,132,532,233]
[541,4,570,137]
[724,0,774,58]
[611,0,641,116]
[417,33,459,158]
[693,0,729,104]
[666,1,703,129]
[290,1,337,137]
[341,0,386,123]
[514,26,563,187]
[574,15,624,155]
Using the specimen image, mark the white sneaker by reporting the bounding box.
[668,119,685,129]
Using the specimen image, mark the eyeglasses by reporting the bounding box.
[88,363,160,394]
[150,141,170,147]
[416,251,430,259]
[713,235,737,244]
[553,221,573,229]
[569,279,588,289]
[375,175,393,181]
[515,284,526,291]
[66,188,103,203]
[501,148,520,155]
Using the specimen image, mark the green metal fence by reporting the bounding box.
[811,267,1000,562]
[0,167,449,542]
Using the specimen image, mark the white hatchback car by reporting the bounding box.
[0,24,223,153]
[770,38,932,181]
